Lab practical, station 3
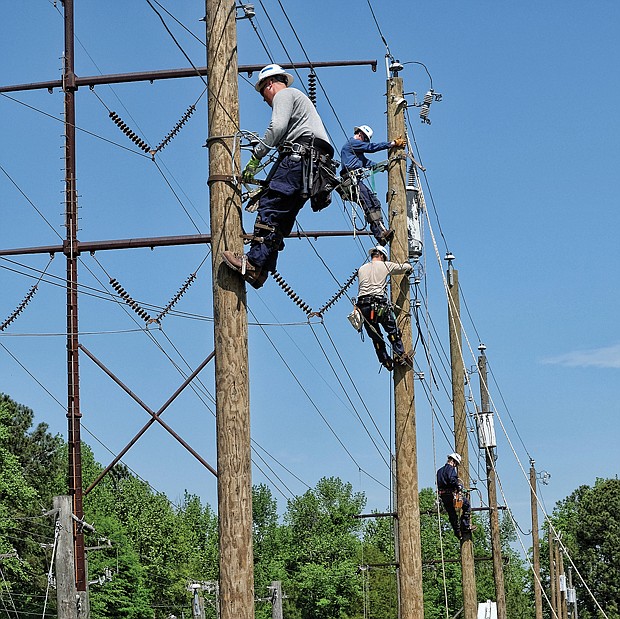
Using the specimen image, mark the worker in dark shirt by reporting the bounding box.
[436,452,473,539]
[339,125,405,245]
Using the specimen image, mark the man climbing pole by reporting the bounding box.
[356,245,413,371]
[222,64,336,289]
[436,452,474,540]
[339,125,406,245]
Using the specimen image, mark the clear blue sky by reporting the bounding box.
[2,1,619,552]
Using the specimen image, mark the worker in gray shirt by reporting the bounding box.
[356,245,413,371]
[222,64,334,289]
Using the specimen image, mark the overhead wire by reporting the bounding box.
[0,92,151,160]
[248,304,390,493]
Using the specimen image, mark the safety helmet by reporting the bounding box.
[354,125,373,141]
[448,452,462,465]
[254,64,294,92]
[368,245,388,260]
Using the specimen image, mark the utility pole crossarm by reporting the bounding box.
[0,60,377,94]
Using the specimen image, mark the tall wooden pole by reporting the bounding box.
[554,540,562,617]
[549,525,557,618]
[558,544,568,619]
[54,496,78,619]
[447,265,477,619]
[387,74,424,619]
[477,349,506,619]
[205,3,254,619]
[530,461,544,619]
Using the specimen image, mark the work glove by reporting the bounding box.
[242,155,261,183]
[392,136,406,149]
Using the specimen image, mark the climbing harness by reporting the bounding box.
[277,137,339,211]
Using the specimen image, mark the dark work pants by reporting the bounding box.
[440,491,471,538]
[357,181,388,243]
[358,301,405,365]
[247,155,308,273]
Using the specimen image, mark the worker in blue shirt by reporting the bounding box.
[340,125,405,245]
[436,452,474,540]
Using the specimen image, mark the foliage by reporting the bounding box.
[546,477,620,619]
[10,392,620,619]
[283,477,366,619]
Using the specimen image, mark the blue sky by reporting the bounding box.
[2,1,619,555]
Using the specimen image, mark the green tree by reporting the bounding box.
[253,484,288,619]
[283,477,366,619]
[360,510,397,619]
[0,395,61,616]
[547,478,620,618]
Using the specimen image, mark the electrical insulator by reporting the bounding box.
[109,111,151,153]
[154,104,196,154]
[308,71,317,107]
[419,90,434,124]
[155,272,197,322]
[317,270,357,316]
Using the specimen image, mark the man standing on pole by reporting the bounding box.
[437,452,474,540]
[222,64,334,289]
[340,125,405,245]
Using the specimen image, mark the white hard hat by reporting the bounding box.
[448,452,462,465]
[369,245,388,259]
[354,125,373,141]
[254,64,294,92]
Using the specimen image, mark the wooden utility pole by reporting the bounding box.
[54,496,78,619]
[549,526,557,618]
[205,2,254,619]
[530,461,544,619]
[446,264,477,619]
[270,581,283,619]
[386,72,424,619]
[477,349,506,619]
[558,544,568,619]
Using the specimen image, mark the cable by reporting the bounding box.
[0,93,151,160]
[365,0,391,54]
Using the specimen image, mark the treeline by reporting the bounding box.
[1,393,617,618]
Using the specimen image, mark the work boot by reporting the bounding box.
[378,227,395,246]
[222,251,267,289]
[381,357,394,372]
[394,351,414,368]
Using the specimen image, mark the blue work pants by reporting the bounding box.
[247,155,308,272]
[357,181,388,242]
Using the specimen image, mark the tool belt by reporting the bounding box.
[278,136,338,212]
[357,295,389,320]
[357,295,387,306]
